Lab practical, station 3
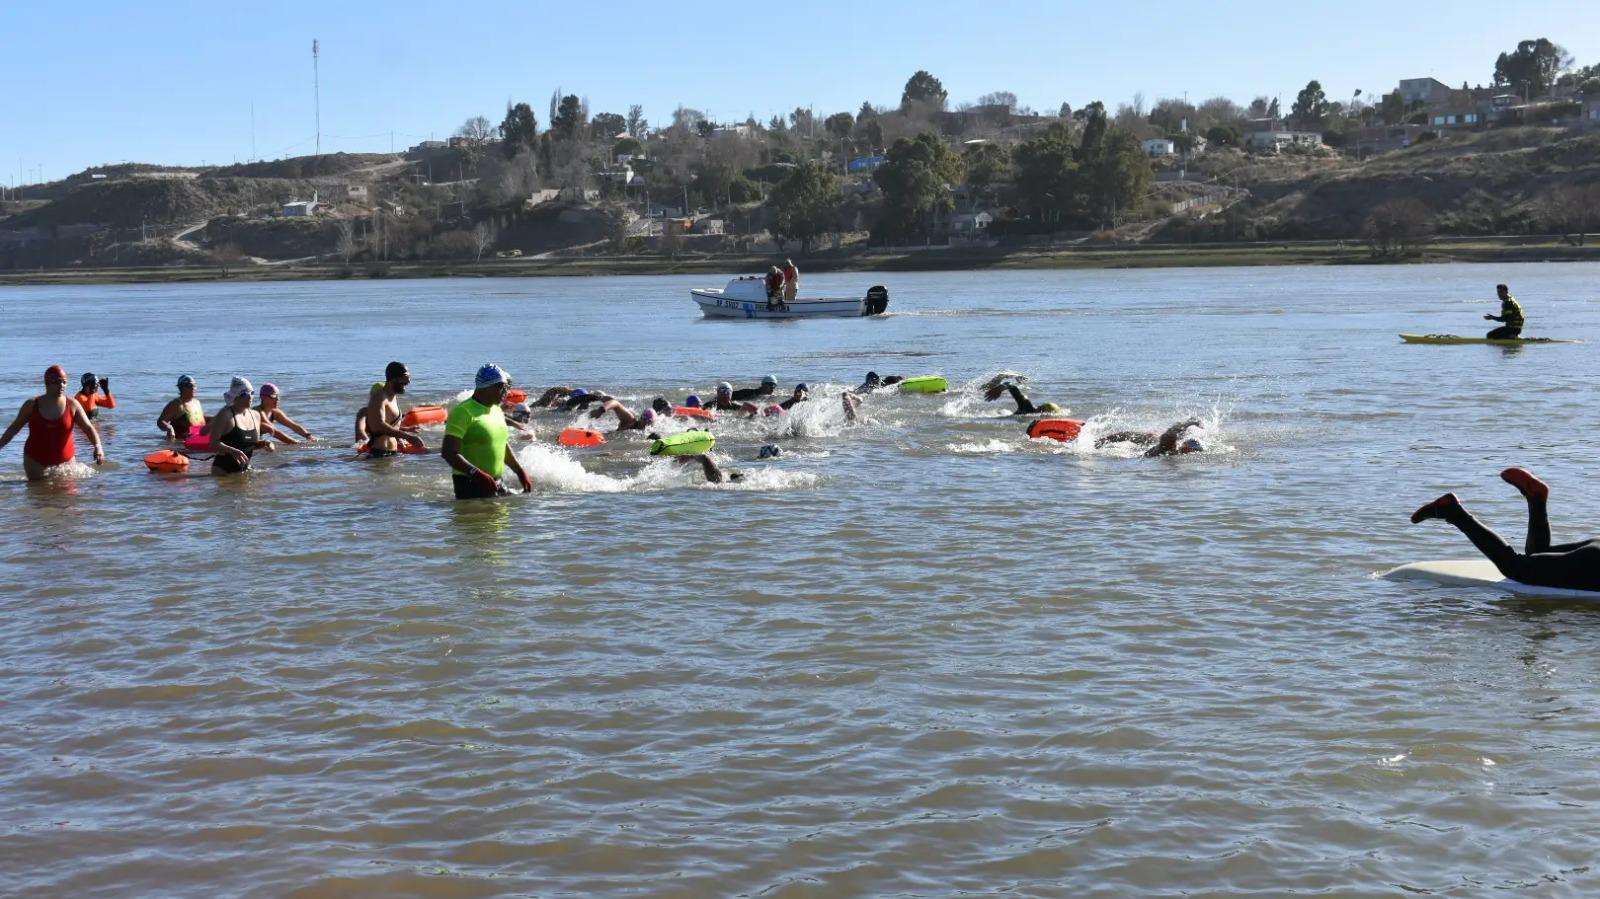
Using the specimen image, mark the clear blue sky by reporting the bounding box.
[3,0,1596,183]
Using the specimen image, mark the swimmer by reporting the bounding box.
[1411,468,1600,593]
[157,375,207,440]
[73,373,116,419]
[779,383,810,411]
[651,396,674,417]
[531,386,575,408]
[1094,419,1206,457]
[590,399,657,432]
[441,363,534,500]
[731,375,779,402]
[561,388,611,412]
[677,454,744,483]
[706,382,759,415]
[682,394,705,409]
[208,377,292,474]
[1484,283,1524,340]
[503,401,535,437]
[0,365,106,480]
[982,376,1062,416]
[852,371,905,395]
[841,391,863,423]
[365,361,426,456]
[255,383,312,442]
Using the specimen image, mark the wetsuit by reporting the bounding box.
[730,384,774,402]
[23,401,75,467]
[445,397,509,499]
[1487,295,1524,339]
[73,391,116,419]
[1443,500,1600,593]
[212,413,260,474]
[1003,385,1042,415]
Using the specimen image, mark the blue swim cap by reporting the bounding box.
[685,394,702,407]
[1180,438,1205,454]
[570,388,587,398]
[476,363,510,388]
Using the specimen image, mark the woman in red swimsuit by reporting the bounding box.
[0,364,107,480]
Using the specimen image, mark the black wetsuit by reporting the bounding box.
[1004,385,1042,415]
[1446,501,1600,593]
[731,385,775,402]
[213,414,260,474]
[1487,296,1524,340]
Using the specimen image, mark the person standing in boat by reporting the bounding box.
[782,258,799,303]
[764,266,786,310]
[1484,284,1524,339]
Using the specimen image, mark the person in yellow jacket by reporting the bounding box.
[1484,283,1524,339]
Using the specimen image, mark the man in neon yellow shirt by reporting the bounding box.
[441,363,534,500]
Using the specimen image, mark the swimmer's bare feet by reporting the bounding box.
[1411,493,1459,524]
[1500,467,1548,502]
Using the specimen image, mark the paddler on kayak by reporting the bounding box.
[365,362,426,457]
[1484,283,1524,339]
[441,363,533,500]
[0,365,106,480]
[1411,468,1600,593]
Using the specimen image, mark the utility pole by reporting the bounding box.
[312,39,321,157]
[251,101,257,162]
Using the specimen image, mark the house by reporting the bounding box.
[557,187,599,204]
[346,184,369,201]
[1142,138,1176,158]
[282,193,318,217]
[523,189,560,209]
[1244,129,1323,152]
[410,140,447,151]
[943,211,993,239]
[1396,78,1454,106]
[693,218,725,235]
[601,164,634,185]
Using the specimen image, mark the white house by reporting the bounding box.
[282,193,319,216]
[1143,138,1176,158]
[1244,130,1323,153]
[946,211,993,235]
[345,184,368,201]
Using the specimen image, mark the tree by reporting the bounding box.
[613,136,644,157]
[900,70,948,111]
[1362,199,1433,257]
[500,103,538,159]
[1204,124,1241,147]
[1148,98,1198,133]
[1082,126,1152,227]
[1198,96,1244,126]
[1267,98,1280,119]
[824,111,855,141]
[1380,92,1406,125]
[1538,184,1600,246]
[1494,38,1573,98]
[1013,122,1081,227]
[626,104,648,137]
[1248,96,1271,118]
[1078,101,1107,153]
[590,112,626,141]
[788,107,816,138]
[472,221,497,262]
[336,218,358,263]
[552,95,586,140]
[457,115,495,142]
[962,142,1010,199]
[1058,102,1072,118]
[873,132,964,242]
[1291,80,1329,126]
[768,161,841,253]
[976,91,1018,111]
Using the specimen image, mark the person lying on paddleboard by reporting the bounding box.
[441,364,533,500]
[0,365,107,480]
[1094,419,1206,457]
[1411,468,1600,593]
[731,376,779,402]
[981,376,1063,416]
[1484,283,1524,340]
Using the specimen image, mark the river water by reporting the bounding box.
[2,264,1599,896]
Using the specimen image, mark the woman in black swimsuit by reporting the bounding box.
[207,377,289,475]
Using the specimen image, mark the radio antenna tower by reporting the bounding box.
[312,39,321,156]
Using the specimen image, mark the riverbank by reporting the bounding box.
[2,235,1596,285]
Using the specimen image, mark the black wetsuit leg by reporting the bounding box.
[1449,505,1600,591]
[1486,325,1522,339]
[1443,505,1521,578]
[1526,496,1551,554]
[452,474,503,500]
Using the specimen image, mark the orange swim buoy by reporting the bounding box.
[505,389,528,405]
[673,406,715,420]
[144,449,190,473]
[558,427,606,447]
[1026,418,1085,442]
[400,405,447,427]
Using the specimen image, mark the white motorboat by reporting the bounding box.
[690,277,889,319]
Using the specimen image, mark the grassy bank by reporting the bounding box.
[3,237,1597,286]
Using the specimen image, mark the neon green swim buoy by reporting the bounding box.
[650,430,716,456]
[898,375,948,394]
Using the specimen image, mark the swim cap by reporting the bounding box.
[508,403,531,422]
[81,372,97,388]
[685,394,702,407]
[865,371,880,382]
[717,382,733,393]
[177,374,195,388]
[639,409,656,424]
[45,365,68,385]
[259,383,279,398]
[759,444,782,459]
[1038,402,1062,413]
[570,388,587,398]
[475,363,510,388]
[761,374,777,386]
[225,376,254,402]
[1180,438,1205,454]
[384,361,407,381]
[795,383,809,393]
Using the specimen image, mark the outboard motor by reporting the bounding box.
[864,285,889,316]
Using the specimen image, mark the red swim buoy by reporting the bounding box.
[144,449,190,473]
[559,428,606,447]
[1026,418,1085,442]
[400,405,447,427]
[673,406,715,420]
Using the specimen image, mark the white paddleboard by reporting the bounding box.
[1380,560,1600,600]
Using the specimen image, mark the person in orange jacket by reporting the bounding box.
[74,372,116,419]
